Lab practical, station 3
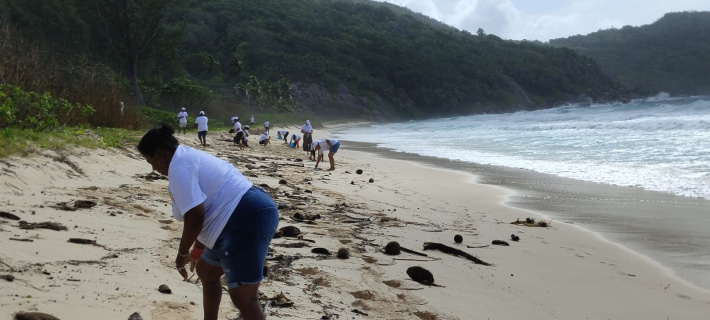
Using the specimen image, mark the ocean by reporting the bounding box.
[333,94,710,291]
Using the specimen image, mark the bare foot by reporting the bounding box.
[327,168,335,171]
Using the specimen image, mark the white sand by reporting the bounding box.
[1,126,708,320]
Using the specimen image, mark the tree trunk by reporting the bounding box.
[128,59,145,106]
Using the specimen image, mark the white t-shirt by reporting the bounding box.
[301,124,312,133]
[177,111,188,123]
[315,139,338,155]
[277,130,288,136]
[233,121,242,132]
[250,115,254,123]
[168,145,253,248]
[264,121,270,127]
[291,134,301,141]
[195,116,208,131]
[259,133,269,142]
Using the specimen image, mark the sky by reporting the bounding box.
[373,0,710,41]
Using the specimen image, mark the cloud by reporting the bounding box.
[375,0,710,41]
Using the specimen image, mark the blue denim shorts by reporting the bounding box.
[201,187,279,288]
[329,141,340,153]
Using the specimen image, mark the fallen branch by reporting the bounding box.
[423,242,492,266]
[18,221,67,231]
[9,238,34,242]
[400,247,428,257]
[466,245,489,248]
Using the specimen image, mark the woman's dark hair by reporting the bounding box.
[137,123,179,156]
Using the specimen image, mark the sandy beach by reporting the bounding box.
[2,124,709,320]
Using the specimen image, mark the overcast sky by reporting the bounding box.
[374,0,710,41]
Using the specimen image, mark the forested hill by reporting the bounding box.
[549,11,710,96]
[1,0,629,120]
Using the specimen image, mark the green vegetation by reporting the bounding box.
[549,11,710,96]
[1,0,626,125]
[0,127,142,158]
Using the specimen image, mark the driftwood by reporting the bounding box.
[0,211,20,220]
[466,245,489,248]
[68,238,96,245]
[18,221,67,231]
[14,312,60,320]
[423,242,492,266]
[492,240,509,246]
[9,238,33,242]
[400,247,428,257]
[273,242,309,248]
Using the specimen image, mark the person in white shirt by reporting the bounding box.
[258,132,270,146]
[312,139,340,171]
[290,133,301,148]
[276,130,289,144]
[263,120,270,133]
[242,125,251,148]
[301,120,314,160]
[137,124,279,320]
[232,117,244,149]
[177,108,188,135]
[249,115,255,125]
[194,111,208,147]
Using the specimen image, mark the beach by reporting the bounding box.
[1,124,709,320]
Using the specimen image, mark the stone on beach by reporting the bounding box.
[384,241,401,255]
[407,266,435,285]
[454,234,463,243]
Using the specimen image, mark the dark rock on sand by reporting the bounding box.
[14,312,60,320]
[368,178,374,183]
[273,229,283,238]
[511,234,520,241]
[127,312,143,320]
[279,226,301,237]
[311,248,331,255]
[356,169,363,174]
[337,247,350,259]
[279,179,287,185]
[158,284,172,294]
[454,234,463,243]
[0,211,20,220]
[407,266,434,285]
[384,241,401,255]
[492,240,509,246]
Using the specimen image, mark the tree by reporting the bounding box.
[90,0,179,106]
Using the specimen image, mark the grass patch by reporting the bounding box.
[0,127,142,158]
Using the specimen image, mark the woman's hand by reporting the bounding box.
[189,246,204,272]
[175,253,189,280]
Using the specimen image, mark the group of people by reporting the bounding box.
[176,108,341,171]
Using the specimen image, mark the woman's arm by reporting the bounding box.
[175,203,205,279]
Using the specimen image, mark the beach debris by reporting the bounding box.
[274,242,309,248]
[337,247,350,259]
[279,179,288,185]
[311,248,331,255]
[511,234,520,241]
[139,172,166,181]
[351,290,374,300]
[9,238,34,242]
[351,309,369,316]
[0,211,20,220]
[128,312,144,320]
[401,247,428,257]
[50,200,97,211]
[279,226,301,237]
[384,241,401,255]
[422,242,492,266]
[466,245,489,248]
[356,169,363,174]
[266,292,294,308]
[511,218,552,227]
[293,212,320,221]
[406,266,434,285]
[18,221,67,231]
[492,240,509,246]
[454,234,463,243]
[14,312,60,320]
[68,238,96,245]
[273,229,283,238]
[2,274,15,282]
[158,284,172,294]
[368,178,375,183]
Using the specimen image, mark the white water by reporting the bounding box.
[337,95,710,199]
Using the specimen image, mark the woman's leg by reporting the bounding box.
[196,260,224,320]
[228,283,264,320]
[328,152,336,170]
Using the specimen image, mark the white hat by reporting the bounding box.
[199,111,205,115]
[181,107,185,111]
[305,120,311,125]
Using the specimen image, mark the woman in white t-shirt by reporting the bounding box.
[138,124,279,320]
[194,111,208,147]
[312,139,340,171]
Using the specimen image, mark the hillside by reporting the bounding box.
[549,11,710,96]
[1,0,630,121]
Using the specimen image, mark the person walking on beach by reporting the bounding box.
[195,111,208,147]
[276,130,289,144]
[263,120,270,134]
[313,139,340,171]
[258,132,270,146]
[250,115,255,125]
[177,108,188,135]
[301,120,314,160]
[137,124,279,320]
[290,133,301,149]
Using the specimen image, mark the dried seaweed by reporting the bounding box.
[422,242,492,266]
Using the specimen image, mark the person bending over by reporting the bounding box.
[290,133,301,148]
[137,124,279,320]
[258,132,270,146]
[313,139,340,171]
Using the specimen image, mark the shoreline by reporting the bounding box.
[1,125,709,319]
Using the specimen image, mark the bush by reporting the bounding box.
[0,84,95,131]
